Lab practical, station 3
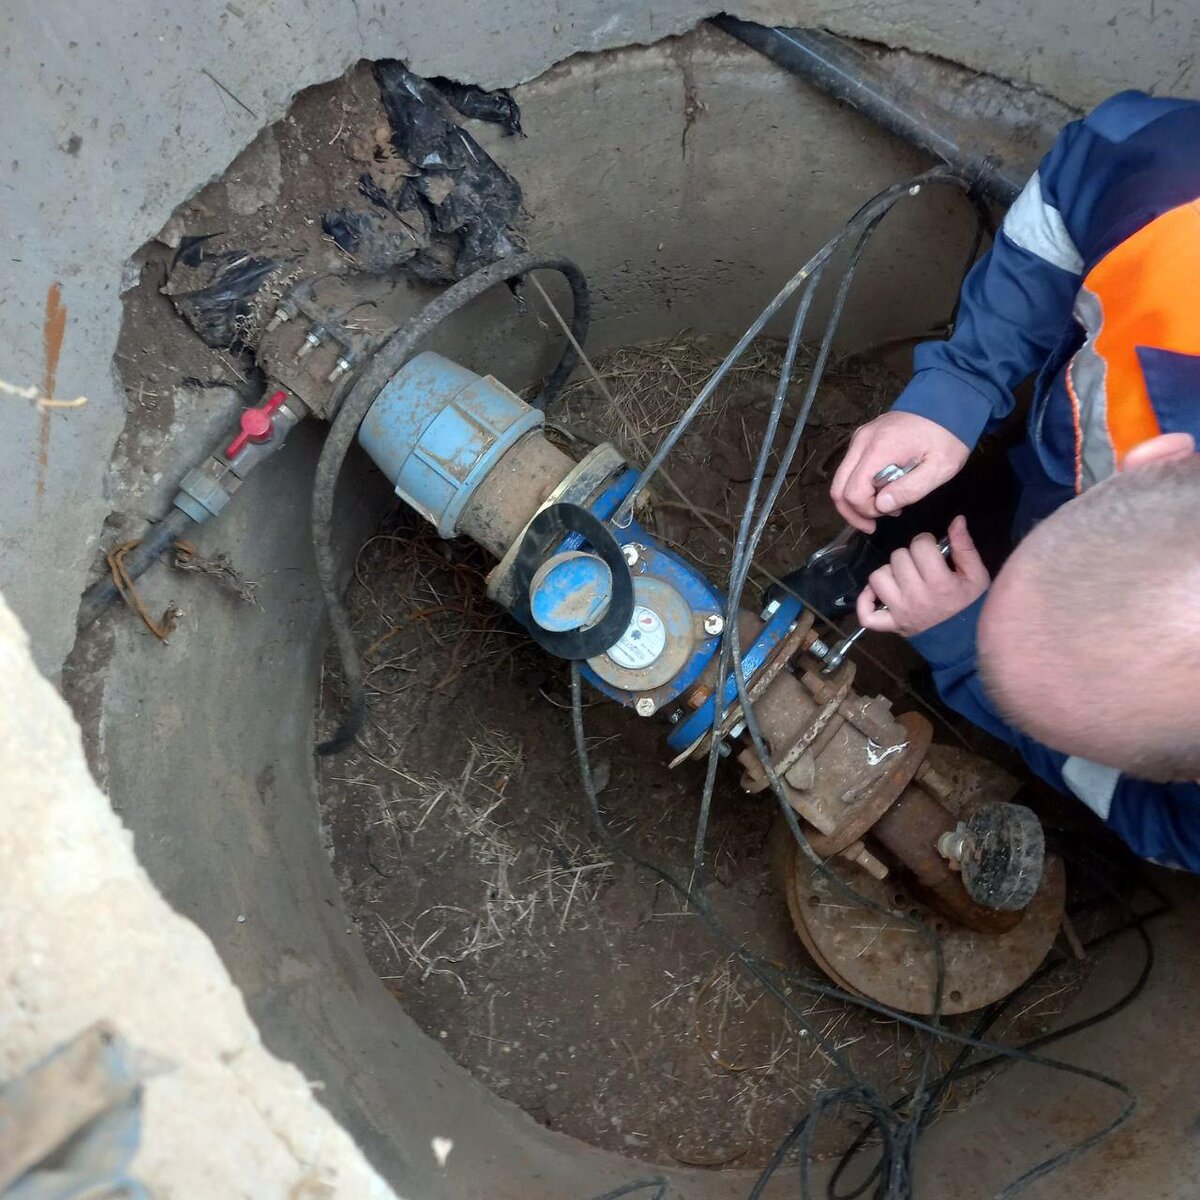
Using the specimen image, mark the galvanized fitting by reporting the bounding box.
[635,696,657,717]
[297,327,324,359]
[265,304,294,331]
[807,635,831,662]
[937,827,968,866]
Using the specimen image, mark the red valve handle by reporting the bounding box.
[226,390,287,459]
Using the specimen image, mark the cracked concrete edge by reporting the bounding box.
[4,0,1196,678]
[0,589,401,1199]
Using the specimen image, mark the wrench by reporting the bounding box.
[814,534,951,675]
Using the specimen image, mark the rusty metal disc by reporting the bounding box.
[783,837,1065,1015]
[780,744,1067,1019]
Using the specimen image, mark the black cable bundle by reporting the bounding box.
[565,171,1157,1200]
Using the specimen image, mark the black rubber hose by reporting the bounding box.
[313,252,591,755]
[76,506,197,630]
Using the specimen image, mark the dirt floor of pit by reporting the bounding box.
[316,337,1104,1168]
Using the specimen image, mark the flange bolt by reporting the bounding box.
[635,697,657,717]
[704,613,725,636]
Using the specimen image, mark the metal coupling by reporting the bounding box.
[265,302,295,331]
[807,635,832,662]
[937,827,968,866]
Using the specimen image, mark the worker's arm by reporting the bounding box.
[833,109,1096,531]
[911,591,1200,872]
[837,89,1200,531]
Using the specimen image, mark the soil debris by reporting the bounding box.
[172,541,260,606]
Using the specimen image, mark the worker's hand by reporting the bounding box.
[830,412,970,533]
[856,516,989,637]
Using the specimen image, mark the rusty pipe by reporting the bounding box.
[871,783,1022,933]
[459,433,577,558]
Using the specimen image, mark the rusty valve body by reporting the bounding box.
[677,610,1032,935]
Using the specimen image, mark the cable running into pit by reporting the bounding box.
[567,172,1147,1199]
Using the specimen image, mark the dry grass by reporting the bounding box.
[549,333,786,462]
[356,721,615,996]
[346,520,522,702]
[317,333,1086,1163]
[172,541,260,605]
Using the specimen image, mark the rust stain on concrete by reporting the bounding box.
[38,282,67,503]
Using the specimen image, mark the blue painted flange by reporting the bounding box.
[665,592,804,751]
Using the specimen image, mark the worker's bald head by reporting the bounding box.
[977,447,1200,781]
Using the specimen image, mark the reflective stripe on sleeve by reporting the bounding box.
[1002,172,1085,275]
[1061,755,1121,819]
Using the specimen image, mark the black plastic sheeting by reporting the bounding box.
[324,62,524,281]
[163,63,525,349]
[163,236,284,349]
[431,77,524,136]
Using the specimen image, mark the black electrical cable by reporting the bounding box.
[690,166,987,881]
[612,167,972,528]
[630,176,957,1191]
[563,172,1145,1199]
[570,663,1144,1200]
[312,252,590,755]
[691,250,828,879]
[822,889,1159,1200]
[699,212,891,879]
[719,211,949,1200]
[688,186,1143,1192]
[705,203,958,1190]
[588,1180,669,1200]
